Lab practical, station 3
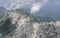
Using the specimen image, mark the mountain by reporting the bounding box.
[0,0,60,38]
[0,10,60,38]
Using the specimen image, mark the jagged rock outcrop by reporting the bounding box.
[37,23,57,38]
[2,11,60,38]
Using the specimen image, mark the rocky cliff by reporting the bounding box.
[1,10,60,38]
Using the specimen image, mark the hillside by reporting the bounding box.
[0,10,60,38]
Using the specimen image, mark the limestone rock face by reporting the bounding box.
[3,12,33,38]
[2,12,60,38]
[37,24,57,38]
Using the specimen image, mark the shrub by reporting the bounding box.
[0,16,16,37]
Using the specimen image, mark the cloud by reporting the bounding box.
[0,0,34,10]
[30,0,48,13]
[0,0,48,10]
[30,2,41,13]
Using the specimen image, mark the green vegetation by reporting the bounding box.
[16,10,43,22]
[16,10,26,15]
[29,15,35,22]
[17,10,35,22]
[0,16,16,37]
[15,10,35,22]
[29,15,43,23]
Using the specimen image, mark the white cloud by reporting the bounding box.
[30,2,42,13]
[2,0,34,10]
[30,0,48,13]
[0,0,48,10]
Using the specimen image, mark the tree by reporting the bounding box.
[0,16,16,37]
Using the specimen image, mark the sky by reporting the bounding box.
[0,0,59,9]
[0,0,60,17]
[0,0,60,21]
